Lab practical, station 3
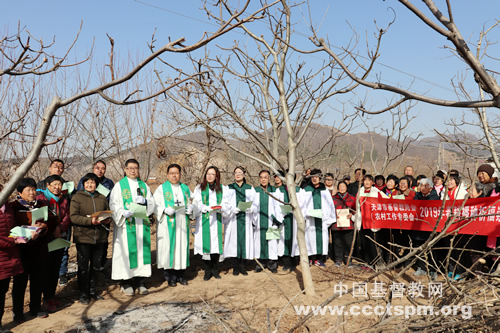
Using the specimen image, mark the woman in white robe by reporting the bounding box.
[223,166,258,276]
[192,166,233,280]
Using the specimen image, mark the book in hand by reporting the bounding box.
[87,210,113,222]
[10,226,41,240]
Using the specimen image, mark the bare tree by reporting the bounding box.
[0,1,276,206]
[159,0,387,296]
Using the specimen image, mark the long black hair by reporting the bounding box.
[200,166,222,193]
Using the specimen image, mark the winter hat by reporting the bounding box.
[477,164,495,178]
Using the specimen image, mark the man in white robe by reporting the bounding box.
[274,171,301,271]
[253,170,281,273]
[153,164,193,287]
[110,159,155,296]
[299,168,336,267]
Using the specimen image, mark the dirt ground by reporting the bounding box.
[2,225,439,333]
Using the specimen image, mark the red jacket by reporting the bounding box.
[331,192,355,231]
[8,199,50,260]
[36,193,71,242]
[0,204,24,280]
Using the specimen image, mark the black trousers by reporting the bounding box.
[332,230,354,263]
[76,243,106,296]
[0,277,10,325]
[13,249,45,316]
[360,229,388,266]
[43,248,64,301]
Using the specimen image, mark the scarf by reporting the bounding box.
[16,194,37,210]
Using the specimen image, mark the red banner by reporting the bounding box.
[361,196,500,237]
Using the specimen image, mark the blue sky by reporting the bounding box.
[2,0,499,138]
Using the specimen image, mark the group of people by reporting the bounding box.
[1,158,499,329]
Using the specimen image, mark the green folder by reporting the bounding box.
[10,226,37,239]
[266,227,281,240]
[238,201,253,211]
[308,209,323,219]
[62,181,74,194]
[31,206,48,224]
[96,184,110,197]
[280,205,293,214]
[129,203,149,219]
[48,238,72,252]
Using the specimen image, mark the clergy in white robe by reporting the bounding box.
[110,159,155,295]
[223,166,258,276]
[153,164,193,287]
[253,170,281,273]
[300,169,336,265]
[275,183,302,271]
[192,166,233,280]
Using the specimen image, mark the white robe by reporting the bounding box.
[223,184,258,260]
[192,184,233,256]
[299,186,336,256]
[153,182,192,270]
[275,187,301,257]
[110,177,155,280]
[253,186,281,260]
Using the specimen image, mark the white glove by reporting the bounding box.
[271,225,279,230]
[122,210,134,218]
[135,196,146,204]
[201,205,212,214]
[164,207,175,216]
[233,207,241,215]
[186,204,194,215]
[248,205,258,214]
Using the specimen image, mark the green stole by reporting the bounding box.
[304,184,324,255]
[119,177,151,269]
[228,182,252,259]
[279,185,297,256]
[254,185,276,259]
[162,181,191,267]
[201,185,223,254]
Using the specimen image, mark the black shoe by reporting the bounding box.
[211,270,221,279]
[240,268,248,276]
[204,270,212,281]
[233,267,240,276]
[254,266,263,273]
[168,281,177,287]
[270,269,278,274]
[178,278,188,286]
[58,275,68,286]
[79,294,90,305]
[28,310,48,318]
[282,265,290,272]
[290,266,296,272]
[13,314,26,324]
[91,293,104,300]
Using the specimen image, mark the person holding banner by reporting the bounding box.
[300,169,336,267]
[70,173,111,304]
[224,166,258,276]
[412,178,440,276]
[110,159,155,296]
[354,174,389,270]
[153,164,193,287]
[36,175,71,312]
[253,170,281,273]
[192,166,232,281]
[9,178,49,321]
